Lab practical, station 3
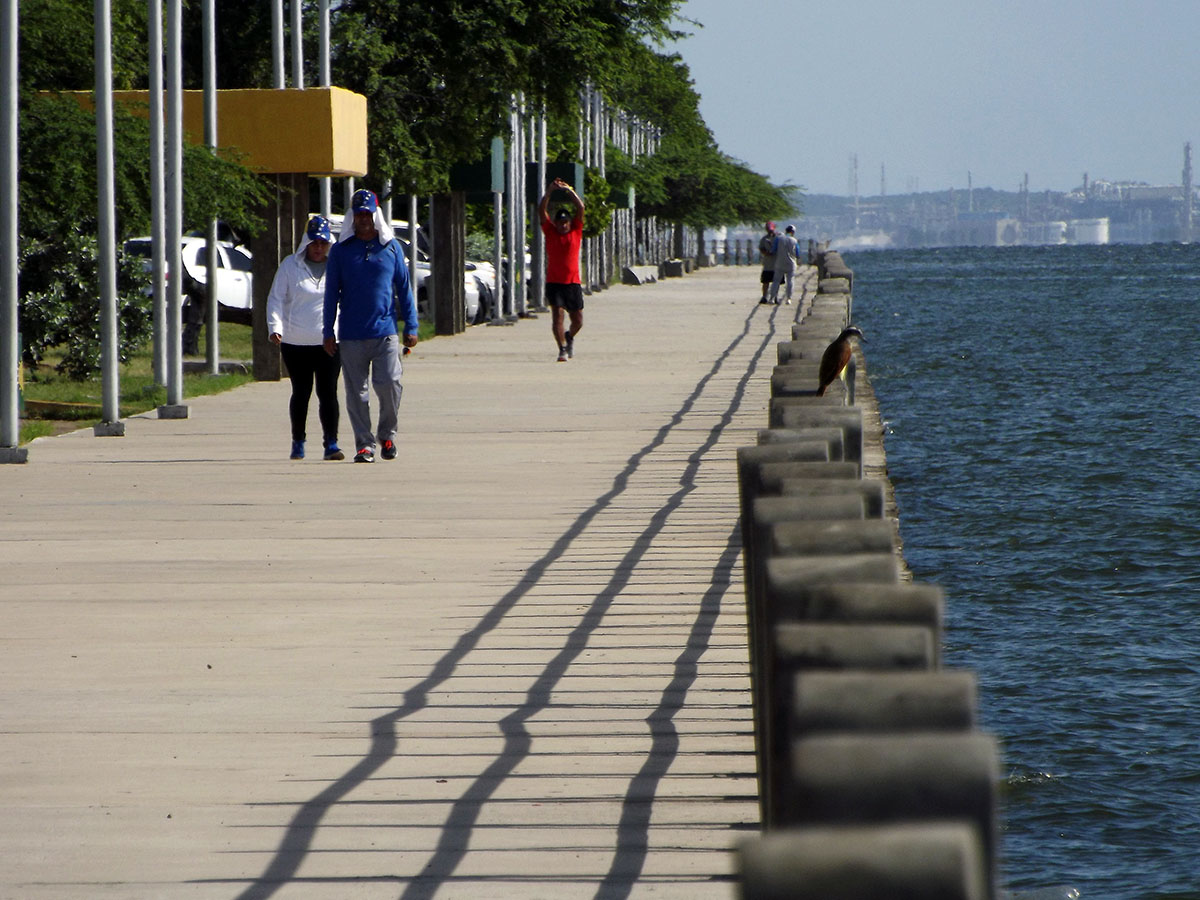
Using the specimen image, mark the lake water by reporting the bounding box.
[844,244,1200,900]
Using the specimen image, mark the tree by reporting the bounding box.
[16,0,271,376]
[328,0,687,193]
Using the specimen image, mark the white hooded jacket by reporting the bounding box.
[266,228,337,346]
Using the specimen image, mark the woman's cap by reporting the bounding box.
[306,215,332,242]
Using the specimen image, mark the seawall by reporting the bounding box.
[733,248,1003,900]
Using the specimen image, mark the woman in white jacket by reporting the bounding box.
[267,215,344,460]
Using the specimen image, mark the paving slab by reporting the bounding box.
[0,266,837,899]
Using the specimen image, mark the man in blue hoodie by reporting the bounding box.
[323,189,419,463]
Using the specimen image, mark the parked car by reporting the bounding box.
[124,235,253,314]
[124,235,254,353]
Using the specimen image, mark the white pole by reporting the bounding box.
[162,0,186,413]
[289,0,302,89]
[0,0,25,459]
[148,0,166,385]
[407,193,418,302]
[94,0,122,432]
[504,94,516,318]
[203,0,219,374]
[318,0,330,216]
[532,109,546,310]
[515,92,525,317]
[271,0,284,89]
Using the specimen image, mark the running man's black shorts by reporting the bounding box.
[546,282,584,311]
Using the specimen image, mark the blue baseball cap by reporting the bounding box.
[351,189,378,213]
[305,215,332,242]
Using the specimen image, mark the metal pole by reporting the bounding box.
[203,0,218,375]
[148,0,166,385]
[94,0,123,434]
[515,92,526,317]
[492,191,502,321]
[318,0,330,216]
[504,95,516,318]
[160,0,186,415]
[489,135,504,325]
[289,0,302,89]
[407,193,418,301]
[531,108,546,311]
[0,0,24,460]
[271,0,284,89]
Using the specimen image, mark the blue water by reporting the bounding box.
[845,244,1200,900]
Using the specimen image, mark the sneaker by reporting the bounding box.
[759,297,770,304]
[785,298,792,305]
[557,347,568,362]
[565,334,575,359]
[290,440,305,460]
[354,446,374,463]
[323,442,344,461]
[380,439,397,460]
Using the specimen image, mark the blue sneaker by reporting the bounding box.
[323,442,344,461]
[290,440,305,460]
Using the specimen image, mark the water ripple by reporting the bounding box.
[849,244,1200,900]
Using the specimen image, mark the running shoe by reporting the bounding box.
[323,442,344,461]
[380,439,397,460]
[354,446,375,463]
[290,440,305,460]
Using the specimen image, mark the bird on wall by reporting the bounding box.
[817,326,866,397]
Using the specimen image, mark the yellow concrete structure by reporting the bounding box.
[74,87,367,176]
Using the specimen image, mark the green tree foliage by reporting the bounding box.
[17,0,271,376]
[18,0,149,92]
[329,0,687,193]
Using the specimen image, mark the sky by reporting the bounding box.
[667,0,1200,196]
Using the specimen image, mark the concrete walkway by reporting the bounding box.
[1,266,815,899]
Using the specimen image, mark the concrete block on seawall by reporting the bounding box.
[773,621,934,672]
[737,823,990,900]
[780,732,1000,884]
[775,476,886,518]
[789,670,978,734]
[620,265,658,285]
[662,258,685,277]
[764,581,943,629]
[757,426,846,463]
[818,277,852,294]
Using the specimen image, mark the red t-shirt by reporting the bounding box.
[541,217,583,285]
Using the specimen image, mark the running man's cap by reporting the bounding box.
[554,208,571,222]
[306,215,332,242]
[351,189,379,213]
[766,221,776,230]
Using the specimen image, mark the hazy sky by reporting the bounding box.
[668,0,1200,196]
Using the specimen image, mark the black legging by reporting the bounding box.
[280,342,341,444]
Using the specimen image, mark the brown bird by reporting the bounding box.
[817,326,866,396]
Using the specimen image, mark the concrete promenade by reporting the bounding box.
[0,266,843,899]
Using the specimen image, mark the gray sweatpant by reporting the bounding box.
[339,335,403,451]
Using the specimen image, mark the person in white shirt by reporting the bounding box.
[267,215,344,460]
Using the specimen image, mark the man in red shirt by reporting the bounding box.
[538,178,586,362]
